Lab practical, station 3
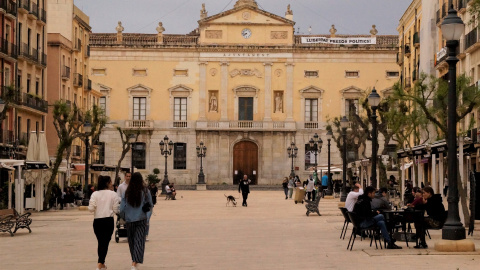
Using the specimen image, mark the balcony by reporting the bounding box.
[404,45,411,57]
[74,38,81,51]
[0,129,15,145]
[412,68,417,82]
[196,120,296,131]
[84,77,92,90]
[304,122,318,129]
[37,8,46,24]
[17,0,29,14]
[62,66,70,80]
[28,1,38,19]
[458,0,467,14]
[72,145,81,157]
[1,86,22,105]
[436,9,441,24]
[22,93,48,113]
[73,73,83,87]
[173,121,188,128]
[396,52,403,65]
[435,47,448,69]
[85,45,90,57]
[18,43,44,66]
[0,37,17,59]
[124,120,154,129]
[405,77,411,88]
[0,0,17,18]
[413,32,420,48]
[465,28,480,53]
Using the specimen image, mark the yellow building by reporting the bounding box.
[46,0,102,186]
[90,0,399,185]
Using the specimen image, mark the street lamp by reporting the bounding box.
[441,7,466,241]
[309,133,323,193]
[128,134,136,174]
[340,116,349,202]
[196,141,207,184]
[326,130,333,197]
[82,121,92,206]
[368,87,381,188]
[287,141,298,178]
[159,135,174,194]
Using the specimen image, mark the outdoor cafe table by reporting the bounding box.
[382,209,424,247]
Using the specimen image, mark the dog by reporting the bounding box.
[225,194,238,207]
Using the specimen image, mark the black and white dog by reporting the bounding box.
[224,194,238,207]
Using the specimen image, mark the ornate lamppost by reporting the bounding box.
[159,135,174,194]
[82,121,92,206]
[326,130,333,196]
[309,133,323,192]
[368,87,381,188]
[340,116,349,202]
[287,141,298,178]
[196,141,207,184]
[440,7,466,241]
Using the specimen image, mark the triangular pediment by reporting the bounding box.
[199,5,294,26]
[339,85,364,94]
[299,85,325,94]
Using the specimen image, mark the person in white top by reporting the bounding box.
[345,183,363,212]
[306,175,316,201]
[89,175,120,270]
[117,172,132,199]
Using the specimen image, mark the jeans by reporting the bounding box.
[93,217,114,264]
[360,214,391,243]
[288,188,293,198]
[242,192,249,206]
[283,187,288,197]
[146,208,153,236]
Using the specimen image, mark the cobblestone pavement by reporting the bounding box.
[1,191,480,270]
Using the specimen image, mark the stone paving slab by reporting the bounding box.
[0,191,479,270]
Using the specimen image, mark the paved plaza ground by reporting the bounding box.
[1,191,480,270]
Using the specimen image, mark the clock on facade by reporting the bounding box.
[241,28,252,39]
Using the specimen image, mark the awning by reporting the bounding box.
[400,162,413,170]
[72,163,85,171]
[25,161,49,170]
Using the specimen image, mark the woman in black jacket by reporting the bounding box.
[413,186,447,249]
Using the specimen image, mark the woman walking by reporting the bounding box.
[282,177,289,199]
[88,176,120,270]
[121,172,153,270]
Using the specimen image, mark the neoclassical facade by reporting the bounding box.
[90,0,399,185]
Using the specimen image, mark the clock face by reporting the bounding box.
[242,28,252,39]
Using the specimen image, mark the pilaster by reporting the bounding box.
[199,62,208,120]
[263,62,273,121]
[285,63,295,121]
[220,62,229,121]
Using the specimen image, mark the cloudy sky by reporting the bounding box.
[73,0,411,35]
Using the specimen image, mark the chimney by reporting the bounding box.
[116,21,124,44]
[156,22,165,44]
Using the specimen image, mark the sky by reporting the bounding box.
[73,0,412,35]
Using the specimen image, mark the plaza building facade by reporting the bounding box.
[90,0,399,185]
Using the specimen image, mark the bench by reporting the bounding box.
[0,209,33,235]
[305,195,321,216]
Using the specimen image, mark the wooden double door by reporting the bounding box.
[233,141,258,185]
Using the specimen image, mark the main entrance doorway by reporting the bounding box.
[233,141,258,185]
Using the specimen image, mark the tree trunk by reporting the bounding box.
[43,145,66,209]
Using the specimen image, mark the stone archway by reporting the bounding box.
[233,141,258,185]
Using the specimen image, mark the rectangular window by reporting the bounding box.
[132,143,146,170]
[304,98,318,122]
[345,71,359,78]
[174,97,187,121]
[304,70,319,78]
[27,119,31,143]
[304,144,315,170]
[99,97,106,112]
[35,79,39,96]
[27,74,31,93]
[345,99,359,116]
[133,97,146,120]
[386,71,400,77]
[238,97,253,121]
[174,143,187,170]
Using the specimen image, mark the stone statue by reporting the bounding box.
[156,22,165,34]
[209,93,218,112]
[275,92,283,113]
[201,3,208,19]
[116,21,124,33]
[329,25,337,36]
[370,25,378,36]
[286,4,293,15]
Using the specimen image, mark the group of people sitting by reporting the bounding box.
[345,182,447,249]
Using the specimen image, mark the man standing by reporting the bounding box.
[345,182,363,212]
[353,186,402,249]
[238,175,251,207]
[321,172,328,193]
[306,175,315,201]
[117,172,131,199]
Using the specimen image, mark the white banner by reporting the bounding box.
[301,37,376,45]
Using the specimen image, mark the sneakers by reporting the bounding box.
[414,242,428,249]
[146,235,149,241]
[131,266,138,270]
[387,242,402,249]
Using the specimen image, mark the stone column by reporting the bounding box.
[220,62,229,121]
[199,62,208,120]
[285,63,294,121]
[263,62,273,121]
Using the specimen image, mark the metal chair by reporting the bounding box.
[339,207,350,239]
[346,212,383,251]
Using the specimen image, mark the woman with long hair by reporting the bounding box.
[121,172,153,270]
[88,175,120,270]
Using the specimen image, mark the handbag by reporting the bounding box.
[142,189,152,213]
